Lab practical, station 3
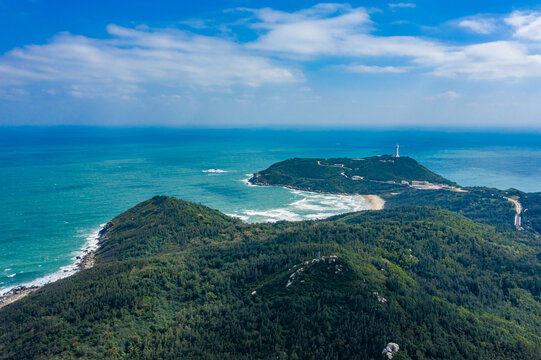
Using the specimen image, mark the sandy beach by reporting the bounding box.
[362,195,385,210]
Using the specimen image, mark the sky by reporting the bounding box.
[1,0,541,128]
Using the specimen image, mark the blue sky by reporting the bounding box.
[1,0,541,128]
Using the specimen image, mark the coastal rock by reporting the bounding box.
[0,285,40,309]
[99,222,113,238]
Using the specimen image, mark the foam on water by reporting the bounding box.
[202,169,228,173]
[230,187,371,223]
[0,224,105,297]
[226,213,250,222]
[240,174,259,187]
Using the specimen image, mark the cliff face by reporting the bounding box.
[1,197,540,359]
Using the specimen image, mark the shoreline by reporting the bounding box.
[0,179,384,310]
[361,195,386,210]
[248,177,386,211]
[0,223,109,310]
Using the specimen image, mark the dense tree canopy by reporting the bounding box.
[1,196,539,360]
[249,156,541,232]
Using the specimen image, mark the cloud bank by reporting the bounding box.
[3,3,541,98]
[0,25,300,98]
[1,3,541,127]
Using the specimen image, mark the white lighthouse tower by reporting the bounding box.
[395,144,400,158]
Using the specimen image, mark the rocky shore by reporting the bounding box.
[0,222,111,310]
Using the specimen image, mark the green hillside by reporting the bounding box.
[250,156,454,194]
[1,197,540,359]
[249,157,535,231]
[322,156,455,185]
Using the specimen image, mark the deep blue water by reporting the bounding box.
[1,127,540,293]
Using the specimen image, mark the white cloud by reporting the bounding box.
[247,5,447,62]
[428,41,541,79]
[247,4,541,80]
[505,11,541,41]
[0,25,301,98]
[3,2,541,103]
[241,3,360,27]
[389,3,416,9]
[458,18,497,34]
[425,91,460,100]
[245,5,375,56]
[340,64,408,73]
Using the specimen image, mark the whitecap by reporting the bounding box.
[243,209,301,223]
[239,174,260,187]
[237,185,371,224]
[305,213,338,220]
[290,198,327,212]
[202,169,228,173]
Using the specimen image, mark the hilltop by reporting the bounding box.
[1,196,540,359]
[250,156,455,194]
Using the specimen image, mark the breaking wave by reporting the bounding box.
[0,224,105,297]
[229,188,370,223]
[202,169,228,173]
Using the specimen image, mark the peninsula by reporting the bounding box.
[249,155,541,233]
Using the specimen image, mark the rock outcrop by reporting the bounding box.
[382,342,399,359]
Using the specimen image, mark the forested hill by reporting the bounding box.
[249,156,454,194]
[249,156,541,233]
[1,196,540,359]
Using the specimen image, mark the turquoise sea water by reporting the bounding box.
[1,128,540,293]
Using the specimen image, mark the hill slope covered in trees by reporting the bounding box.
[249,156,541,232]
[249,156,454,193]
[1,196,540,359]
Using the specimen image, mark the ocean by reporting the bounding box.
[1,127,540,293]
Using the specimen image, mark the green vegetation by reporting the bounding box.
[1,197,540,359]
[250,156,454,195]
[383,187,517,231]
[249,156,541,231]
[321,156,455,185]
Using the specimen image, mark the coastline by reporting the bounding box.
[0,223,109,310]
[248,177,386,211]
[361,195,386,210]
[1,178,384,310]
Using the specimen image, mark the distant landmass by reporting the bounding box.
[1,156,540,359]
[250,155,541,234]
[251,155,455,192]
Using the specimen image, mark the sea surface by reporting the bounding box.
[1,127,540,293]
